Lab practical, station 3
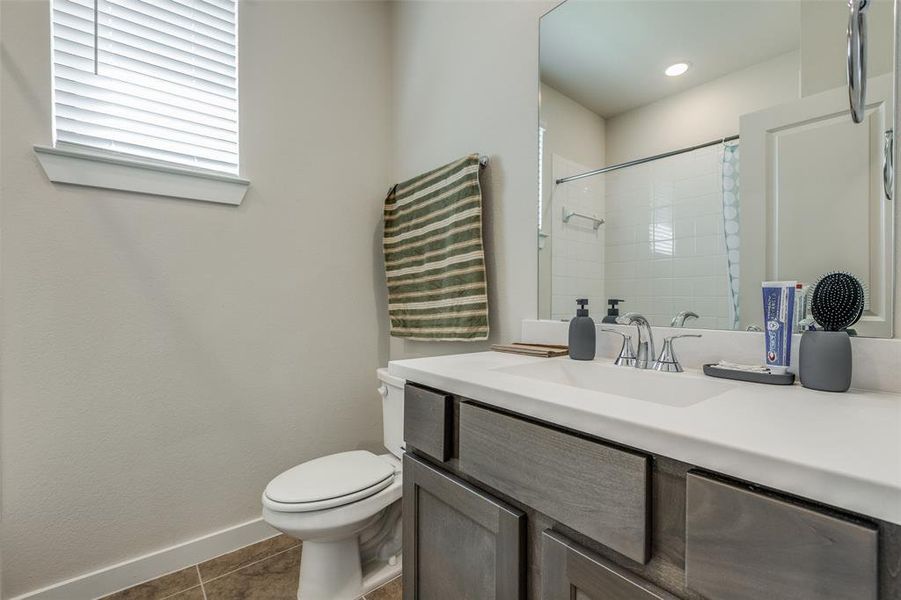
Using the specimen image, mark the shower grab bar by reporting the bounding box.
[562,206,604,230]
[555,135,739,185]
[848,0,869,123]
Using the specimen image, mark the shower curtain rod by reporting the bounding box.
[555,134,740,185]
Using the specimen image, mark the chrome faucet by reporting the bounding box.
[619,312,655,369]
[670,310,699,328]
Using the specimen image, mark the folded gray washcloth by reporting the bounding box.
[714,360,770,373]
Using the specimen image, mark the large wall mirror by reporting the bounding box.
[538,0,896,337]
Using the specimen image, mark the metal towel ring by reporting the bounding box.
[848,0,870,123]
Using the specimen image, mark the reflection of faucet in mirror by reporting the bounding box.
[670,310,699,328]
[618,312,655,369]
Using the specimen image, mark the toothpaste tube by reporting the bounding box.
[761,281,796,374]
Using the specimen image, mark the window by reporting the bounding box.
[37,0,248,204]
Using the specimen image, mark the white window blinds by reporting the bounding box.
[51,0,239,174]
[538,125,545,231]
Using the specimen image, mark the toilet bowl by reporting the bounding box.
[262,368,405,600]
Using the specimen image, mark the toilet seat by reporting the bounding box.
[264,450,397,513]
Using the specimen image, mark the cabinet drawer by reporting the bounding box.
[404,384,452,462]
[458,402,650,563]
[685,472,878,600]
[542,530,676,599]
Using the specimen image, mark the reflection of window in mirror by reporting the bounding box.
[538,126,546,232]
[537,0,895,337]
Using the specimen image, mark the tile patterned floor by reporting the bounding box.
[99,535,401,600]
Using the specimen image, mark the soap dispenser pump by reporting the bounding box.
[569,298,596,360]
[601,298,624,324]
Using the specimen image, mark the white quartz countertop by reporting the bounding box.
[389,351,901,525]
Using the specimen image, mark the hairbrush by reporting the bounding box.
[809,272,866,332]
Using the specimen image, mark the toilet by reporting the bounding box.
[262,368,405,600]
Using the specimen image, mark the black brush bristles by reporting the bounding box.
[810,272,866,332]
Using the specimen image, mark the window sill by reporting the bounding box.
[33,145,250,206]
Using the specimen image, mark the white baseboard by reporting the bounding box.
[9,518,279,600]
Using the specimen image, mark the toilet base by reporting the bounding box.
[298,538,360,600]
[296,539,401,600]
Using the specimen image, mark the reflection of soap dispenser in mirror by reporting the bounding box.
[569,298,596,361]
[601,299,624,324]
[799,272,866,392]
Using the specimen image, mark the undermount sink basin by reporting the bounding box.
[494,359,735,407]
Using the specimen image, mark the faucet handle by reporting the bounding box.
[599,327,629,338]
[653,334,702,373]
[599,328,636,367]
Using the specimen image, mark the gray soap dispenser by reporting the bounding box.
[601,298,624,324]
[569,298,596,360]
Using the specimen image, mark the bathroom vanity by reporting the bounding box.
[391,0,901,596]
[390,352,901,600]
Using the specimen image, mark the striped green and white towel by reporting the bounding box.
[383,154,489,341]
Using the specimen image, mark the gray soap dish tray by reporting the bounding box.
[703,364,796,385]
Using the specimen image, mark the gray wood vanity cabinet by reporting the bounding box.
[401,383,900,600]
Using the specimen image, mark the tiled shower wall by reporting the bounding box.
[603,145,732,329]
[550,154,606,320]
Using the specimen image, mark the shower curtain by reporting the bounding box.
[721,142,741,330]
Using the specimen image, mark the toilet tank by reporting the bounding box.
[377,368,405,458]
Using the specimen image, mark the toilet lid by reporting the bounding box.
[264,450,396,505]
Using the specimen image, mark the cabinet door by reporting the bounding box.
[402,453,525,600]
[541,531,676,600]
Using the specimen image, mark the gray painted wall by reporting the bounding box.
[388,0,553,360]
[0,1,392,596]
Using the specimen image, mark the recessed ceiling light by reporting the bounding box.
[665,62,690,77]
